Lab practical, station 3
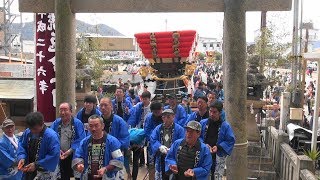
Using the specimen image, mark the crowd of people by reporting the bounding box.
[0,61,237,180]
[0,84,235,180]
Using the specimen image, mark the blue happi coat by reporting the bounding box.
[50,117,86,152]
[200,117,235,158]
[163,104,187,127]
[127,102,147,128]
[17,128,60,172]
[112,99,133,122]
[165,139,212,180]
[101,114,130,150]
[76,107,102,123]
[125,95,140,105]
[150,123,185,172]
[73,134,124,179]
[0,135,22,180]
[143,113,162,143]
[185,111,209,126]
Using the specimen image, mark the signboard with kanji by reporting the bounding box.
[35,13,56,122]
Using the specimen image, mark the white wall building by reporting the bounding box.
[196,37,222,53]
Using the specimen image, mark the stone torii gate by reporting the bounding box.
[19,0,292,179]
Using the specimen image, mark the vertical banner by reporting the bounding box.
[35,13,56,122]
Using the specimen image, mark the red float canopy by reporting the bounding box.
[134,30,197,63]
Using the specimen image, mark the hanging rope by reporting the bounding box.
[0,101,7,120]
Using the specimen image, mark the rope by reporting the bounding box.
[0,102,7,120]
[152,75,188,81]
[156,86,185,91]
[234,141,248,147]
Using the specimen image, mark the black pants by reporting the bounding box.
[132,147,142,180]
[140,150,145,165]
[59,155,73,180]
[25,171,37,180]
[160,155,170,180]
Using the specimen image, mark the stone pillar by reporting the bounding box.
[55,0,76,115]
[223,0,247,179]
[298,155,315,174]
[275,132,289,172]
[279,92,290,132]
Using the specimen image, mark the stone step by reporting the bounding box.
[247,155,273,164]
[248,169,277,180]
[248,161,274,171]
[248,143,268,156]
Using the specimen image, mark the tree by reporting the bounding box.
[76,34,104,87]
[252,25,291,71]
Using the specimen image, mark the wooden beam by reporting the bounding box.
[19,0,292,13]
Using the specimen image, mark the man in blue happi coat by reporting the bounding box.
[200,101,235,180]
[143,101,163,180]
[0,119,22,180]
[17,112,60,180]
[112,87,133,122]
[165,121,212,180]
[163,94,187,127]
[144,102,163,146]
[128,91,151,128]
[126,88,140,106]
[150,109,185,180]
[185,95,209,125]
[127,91,152,179]
[51,102,86,180]
[100,97,130,178]
[76,95,102,134]
[72,115,124,179]
[100,97,130,151]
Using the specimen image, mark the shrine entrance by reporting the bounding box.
[18,0,292,179]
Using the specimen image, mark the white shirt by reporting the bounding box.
[4,134,18,149]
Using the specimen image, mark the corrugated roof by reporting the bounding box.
[0,80,34,100]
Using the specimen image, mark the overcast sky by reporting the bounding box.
[10,0,320,42]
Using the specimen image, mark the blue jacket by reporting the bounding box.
[164,104,187,127]
[185,111,209,126]
[126,95,140,105]
[127,102,148,128]
[112,98,133,122]
[216,89,224,102]
[200,117,235,157]
[165,138,212,180]
[73,134,124,179]
[143,113,163,142]
[50,117,86,152]
[181,104,192,115]
[0,135,22,180]
[150,123,185,172]
[101,114,130,150]
[17,128,60,172]
[76,107,102,123]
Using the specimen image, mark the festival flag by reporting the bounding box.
[35,13,56,122]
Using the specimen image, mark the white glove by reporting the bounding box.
[159,145,169,154]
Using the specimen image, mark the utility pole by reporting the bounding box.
[259,11,267,74]
[291,0,300,106]
[300,22,313,107]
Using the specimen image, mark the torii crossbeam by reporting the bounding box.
[19,0,292,179]
[19,0,291,12]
